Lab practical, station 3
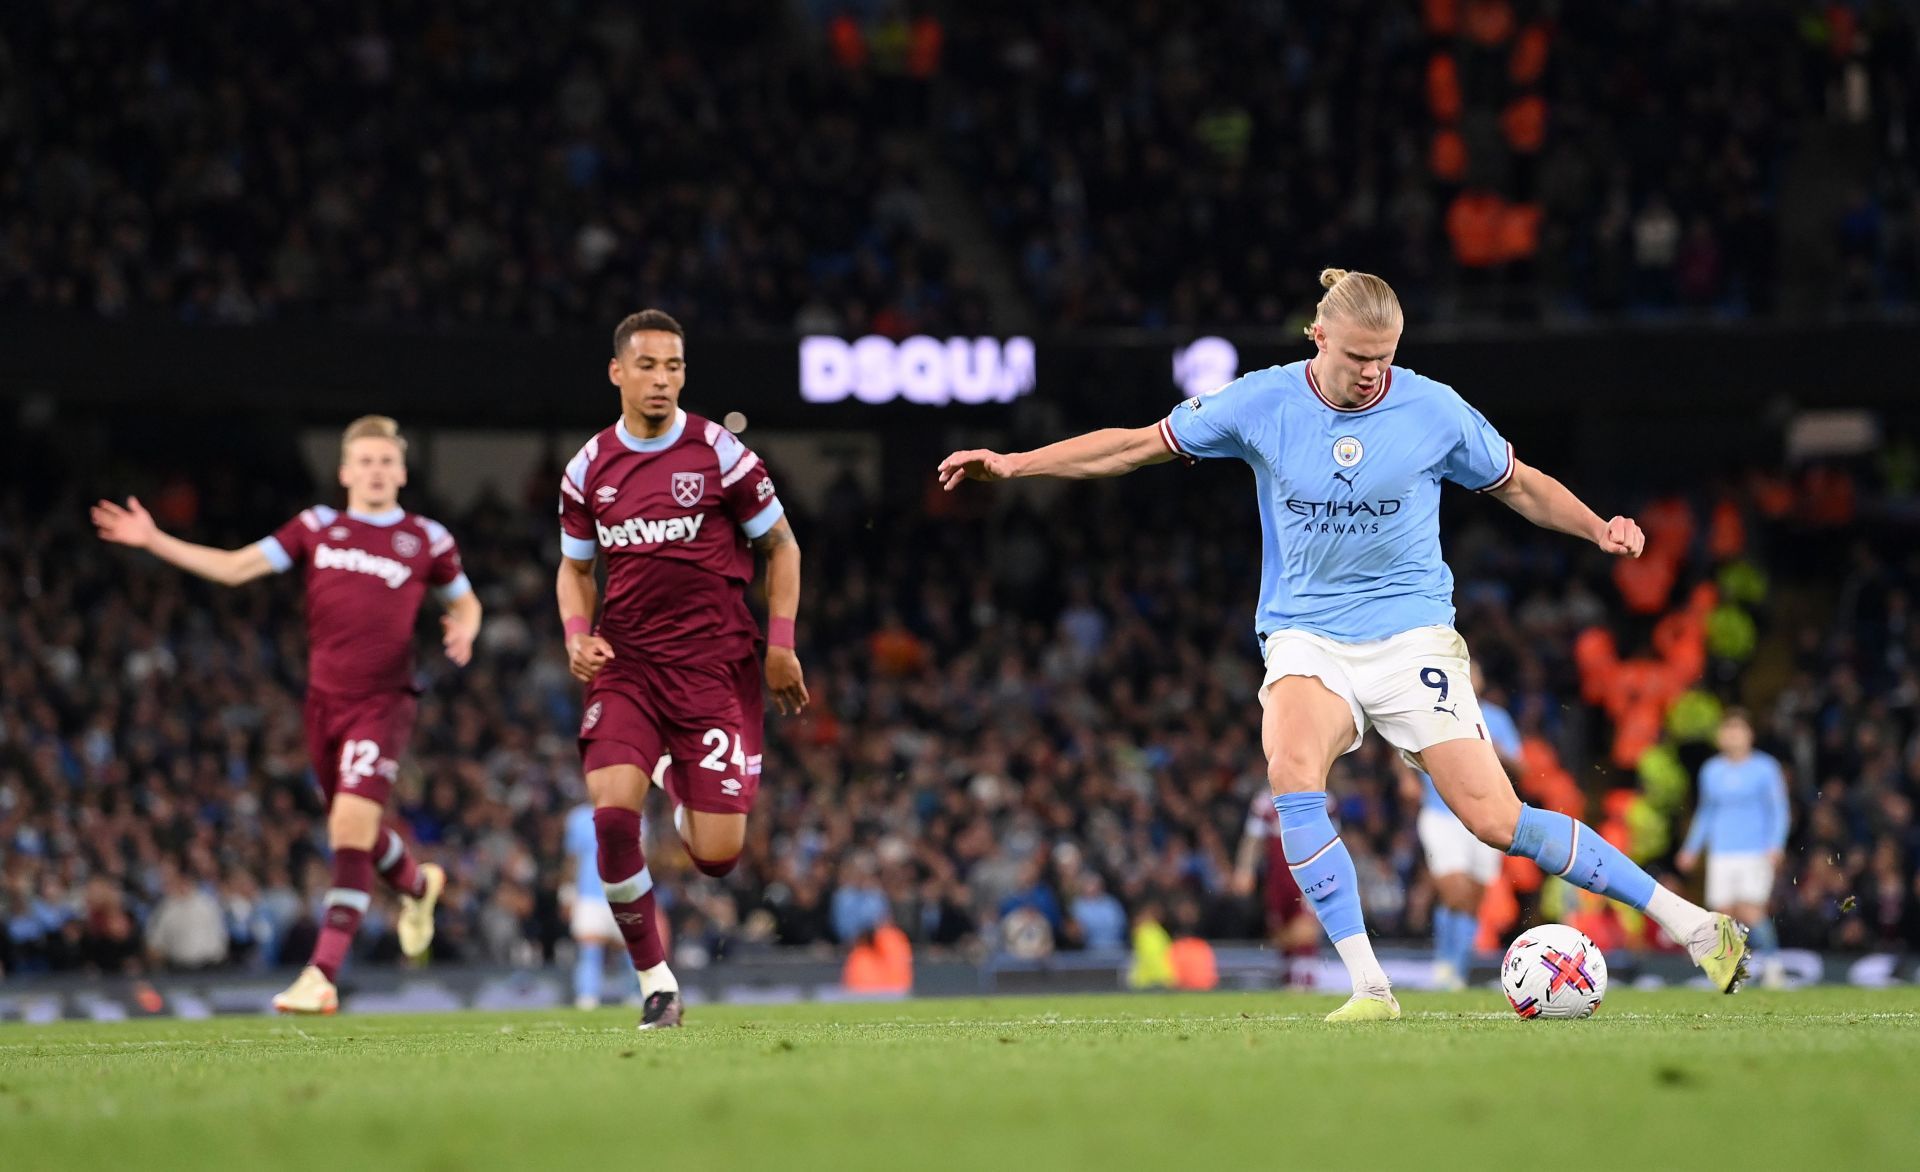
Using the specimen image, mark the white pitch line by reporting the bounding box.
[4,1009,1913,1052]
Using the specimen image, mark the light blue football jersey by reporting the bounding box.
[565,804,602,902]
[1681,751,1790,856]
[1161,360,1513,644]
[1421,701,1522,813]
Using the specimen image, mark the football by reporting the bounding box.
[1501,924,1608,1019]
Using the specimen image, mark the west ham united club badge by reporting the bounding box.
[391,531,422,558]
[672,472,705,507]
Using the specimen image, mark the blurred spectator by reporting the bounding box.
[146,866,229,970]
[830,856,889,943]
[1068,872,1127,952]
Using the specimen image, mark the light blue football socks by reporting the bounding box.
[1276,792,1366,942]
[1508,804,1656,909]
[575,940,605,1005]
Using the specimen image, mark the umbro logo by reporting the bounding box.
[613,911,647,925]
[720,778,742,797]
[596,485,618,504]
[328,526,350,539]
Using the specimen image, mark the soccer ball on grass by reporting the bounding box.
[1501,923,1607,1019]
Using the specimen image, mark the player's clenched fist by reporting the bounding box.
[937,449,1015,491]
[765,646,809,715]
[567,632,616,682]
[1596,515,1645,558]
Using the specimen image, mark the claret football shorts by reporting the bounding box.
[579,654,765,815]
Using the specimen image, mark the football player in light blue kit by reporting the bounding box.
[1677,709,1789,964]
[938,269,1750,1020]
[565,802,635,1009]
[1398,662,1523,990]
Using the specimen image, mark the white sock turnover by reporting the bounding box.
[1644,884,1715,948]
[1333,934,1391,994]
[638,961,678,998]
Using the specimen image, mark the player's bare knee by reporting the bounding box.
[1463,801,1519,851]
[585,764,649,811]
[1266,741,1330,794]
[326,795,382,850]
[684,810,746,867]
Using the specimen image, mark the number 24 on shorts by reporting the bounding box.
[700,728,746,795]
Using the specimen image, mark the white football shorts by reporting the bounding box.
[1259,624,1487,757]
[1418,807,1503,883]
[1705,852,1775,908]
[570,893,622,942]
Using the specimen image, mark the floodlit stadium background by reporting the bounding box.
[4,0,1920,1016]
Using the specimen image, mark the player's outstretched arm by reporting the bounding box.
[752,516,809,715]
[557,555,614,683]
[1488,460,1644,557]
[91,496,273,586]
[937,425,1173,490]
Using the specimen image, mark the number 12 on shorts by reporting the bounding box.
[700,728,746,795]
[339,739,380,788]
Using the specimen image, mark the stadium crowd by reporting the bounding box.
[939,0,1920,327]
[4,2,1917,338]
[0,1,983,338]
[5,439,1917,981]
[1770,537,1920,950]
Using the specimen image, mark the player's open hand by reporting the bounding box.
[567,633,616,683]
[937,449,1015,491]
[442,614,478,667]
[1597,515,1644,558]
[765,646,809,715]
[92,496,157,548]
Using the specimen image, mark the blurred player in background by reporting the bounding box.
[557,309,807,1030]
[940,268,1750,1021]
[563,801,634,1010]
[94,416,479,1013]
[1396,663,1523,990]
[1231,790,1323,985]
[1678,709,1789,980]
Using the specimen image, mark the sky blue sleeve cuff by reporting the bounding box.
[740,499,785,539]
[560,532,597,562]
[256,537,293,574]
[433,573,473,605]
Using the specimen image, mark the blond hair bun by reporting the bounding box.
[1304,268,1403,340]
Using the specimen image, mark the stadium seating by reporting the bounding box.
[4,3,1915,335]
[5,448,1913,979]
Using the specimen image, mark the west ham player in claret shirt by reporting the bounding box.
[557,309,807,1030]
[93,415,481,1014]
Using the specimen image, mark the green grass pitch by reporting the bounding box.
[4,988,1917,1170]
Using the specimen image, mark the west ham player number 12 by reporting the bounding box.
[556,309,807,1030]
[94,415,480,1014]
